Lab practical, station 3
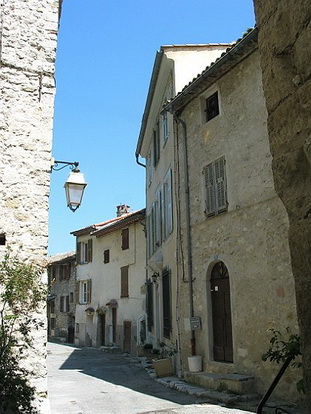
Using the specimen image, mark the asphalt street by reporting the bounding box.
[47,342,254,414]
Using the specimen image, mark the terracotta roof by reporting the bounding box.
[92,208,146,238]
[71,217,120,237]
[71,209,146,238]
[165,27,257,114]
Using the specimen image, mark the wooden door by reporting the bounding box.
[123,321,131,353]
[211,262,233,362]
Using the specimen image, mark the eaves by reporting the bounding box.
[92,209,146,238]
[165,27,258,115]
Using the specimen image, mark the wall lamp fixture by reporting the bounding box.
[51,158,87,212]
[151,272,159,283]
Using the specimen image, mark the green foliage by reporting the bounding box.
[0,250,46,413]
[262,327,304,394]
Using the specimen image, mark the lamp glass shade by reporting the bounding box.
[64,171,87,211]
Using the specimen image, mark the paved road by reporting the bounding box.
[47,342,254,414]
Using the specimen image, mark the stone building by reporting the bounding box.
[164,27,300,403]
[47,252,76,343]
[72,205,146,353]
[253,1,311,410]
[0,0,62,410]
[135,42,230,368]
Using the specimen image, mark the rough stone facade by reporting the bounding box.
[253,1,311,409]
[0,0,61,411]
[165,30,301,404]
[47,252,77,343]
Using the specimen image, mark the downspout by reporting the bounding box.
[174,114,196,356]
[135,153,146,168]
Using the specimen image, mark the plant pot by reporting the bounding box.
[188,355,202,372]
[152,358,173,377]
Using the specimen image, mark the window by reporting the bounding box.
[50,318,56,330]
[153,121,160,167]
[70,292,74,303]
[146,280,153,331]
[120,266,129,298]
[162,268,171,338]
[0,233,6,246]
[204,156,228,217]
[50,300,55,314]
[77,239,93,264]
[80,280,92,304]
[59,263,71,280]
[147,149,154,186]
[205,91,219,122]
[162,112,169,142]
[103,249,110,264]
[60,296,69,313]
[163,169,173,239]
[121,228,129,250]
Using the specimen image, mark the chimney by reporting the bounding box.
[116,204,130,217]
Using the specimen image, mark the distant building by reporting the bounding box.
[72,205,146,353]
[47,252,76,343]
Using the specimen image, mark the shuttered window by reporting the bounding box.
[162,268,171,338]
[80,280,92,304]
[103,249,110,264]
[77,239,93,264]
[147,281,154,331]
[204,156,227,217]
[153,120,160,167]
[121,228,129,250]
[121,266,129,298]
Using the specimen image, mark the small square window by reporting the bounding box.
[205,91,219,122]
[0,234,6,246]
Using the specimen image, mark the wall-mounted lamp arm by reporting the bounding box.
[51,158,79,172]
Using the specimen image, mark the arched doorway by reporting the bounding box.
[210,261,233,362]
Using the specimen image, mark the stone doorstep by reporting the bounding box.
[184,371,255,395]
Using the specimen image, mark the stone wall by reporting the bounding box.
[253,0,311,409]
[176,49,300,401]
[0,0,61,411]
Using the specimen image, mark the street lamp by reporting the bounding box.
[51,159,87,212]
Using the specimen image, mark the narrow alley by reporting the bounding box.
[47,342,255,414]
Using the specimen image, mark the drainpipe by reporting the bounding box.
[135,153,146,168]
[174,114,196,356]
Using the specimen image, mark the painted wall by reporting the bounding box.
[176,50,299,400]
[75,219,146,352]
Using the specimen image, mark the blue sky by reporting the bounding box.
[48,0,255,256]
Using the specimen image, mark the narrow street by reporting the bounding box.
[47,342,254,414]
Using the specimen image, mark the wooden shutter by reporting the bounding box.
[87,239,93,263]
[162,268,171,338]
[104,249,110,263]
[121,228,129,250]
[75,281,80,303]
[215,157,227,212]
[121,266,129,297]
[204,163,217,216]
[66,295,70,312]
[166,169,173,235]
[86,279,92,303]
[147,281,154,331]
[77,242,82,264]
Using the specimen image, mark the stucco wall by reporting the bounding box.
[0,0,60,411]
[75,220,146,352]
[177,50,299,400]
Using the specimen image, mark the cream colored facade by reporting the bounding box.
[166,28,299,401]
[136,44,231,366]
[72,207,146,353]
